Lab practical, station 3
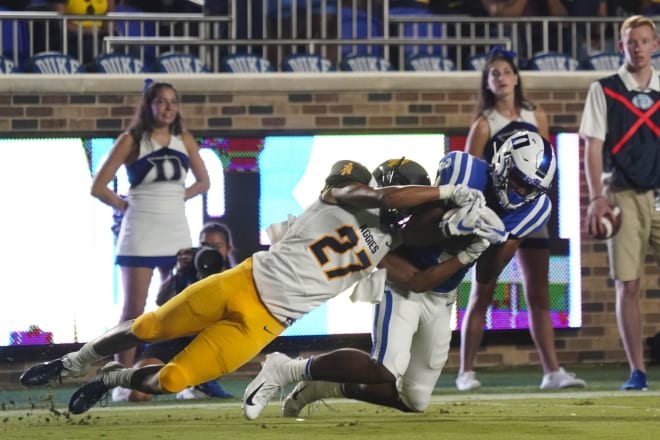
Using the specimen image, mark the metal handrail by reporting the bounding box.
[0,8,652,71]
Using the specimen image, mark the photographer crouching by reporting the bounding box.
[113,223,236,402]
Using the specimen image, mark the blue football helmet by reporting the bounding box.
[490,131,556,209]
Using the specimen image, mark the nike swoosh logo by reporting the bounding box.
[457,220,473,232]
[245,382,265,406]
[486,226,507,237]
[263,325,277,335]
[291,384,309,400]
[385,241,392,248]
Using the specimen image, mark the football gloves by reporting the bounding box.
[450,184,485,209]
[440,203,482,237]
[475,207,509,244]
[457,236,491,265]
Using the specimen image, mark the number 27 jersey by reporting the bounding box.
[252,199,395,325]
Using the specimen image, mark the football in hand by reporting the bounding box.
[591,205,622,240]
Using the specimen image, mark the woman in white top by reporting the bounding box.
[457,47,586,391]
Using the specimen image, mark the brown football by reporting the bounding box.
[591,205,622,240]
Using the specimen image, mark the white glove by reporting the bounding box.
[474,207,509,244]
[450,184,485,209]
[457,236,491,265]
[440,202,481,236]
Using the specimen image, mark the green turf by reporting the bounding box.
[1,364,658,439]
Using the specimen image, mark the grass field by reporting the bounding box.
[2,364,659,439]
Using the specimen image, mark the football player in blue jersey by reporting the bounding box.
[242,130,557,418]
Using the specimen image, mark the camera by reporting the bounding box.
[176,246,225,283]
[193,246,225,279]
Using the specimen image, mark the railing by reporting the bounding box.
[0,3,647,72]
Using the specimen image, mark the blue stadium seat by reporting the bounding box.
[113,4,157,66]
[96,53,146,74]
[405,54,455,71]
[528,52,579,71]
[282,54,335,72]
[0,54,15,73]
[388,6,442,57]
[0,8,29,68]
[340,7,384,57]
[154,52,209,73]
[23,52,86,74]
[466,53,489,71]
[222,54,274,73]
[340,54,392,72]
[582,52,623,71]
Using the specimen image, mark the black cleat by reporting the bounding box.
[20,359,65,387]
[68,362,122,415]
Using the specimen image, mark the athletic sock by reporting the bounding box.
[103,368,135,388]
[281,357,310,383]
[63,344,103,373]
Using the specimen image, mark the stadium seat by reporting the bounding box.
[95,53,146,74]
[582,52,623,71]
[466,53,489,71]
[0,8,29,67]
[527,52,579,71]
[23,52,85,74]
[405,54,455,71]
[388,6,442,57]
[340,54,392,72]
[112,4,157,66]
[340,7,384,58]
[0,54,15,73]
[282,54,335,72]
[222,54,274,73]
[154,52,209,73]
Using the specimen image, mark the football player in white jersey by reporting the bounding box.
[245,131,556,418]
[20,158,495,415]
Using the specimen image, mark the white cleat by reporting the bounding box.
[540,367,587,390]
[242,352,291,420]
[282,380,337,417]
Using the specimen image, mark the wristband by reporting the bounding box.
[438,184,455,200]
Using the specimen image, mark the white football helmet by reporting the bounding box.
[490,130,556,209]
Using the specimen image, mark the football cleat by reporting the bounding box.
[282,381,337,417]
[20,356,87,387]
[242,352,291,420]
[68,361,123,414]
[176,380,234,400]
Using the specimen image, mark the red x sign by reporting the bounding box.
[603,87,660,154]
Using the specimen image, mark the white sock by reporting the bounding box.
[280,358,311,384]
[63,344,103,373]
[102,368,135,388]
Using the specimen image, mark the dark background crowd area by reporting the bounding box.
[0,1,657,17]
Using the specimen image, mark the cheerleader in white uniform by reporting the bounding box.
[90,80,210,373]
